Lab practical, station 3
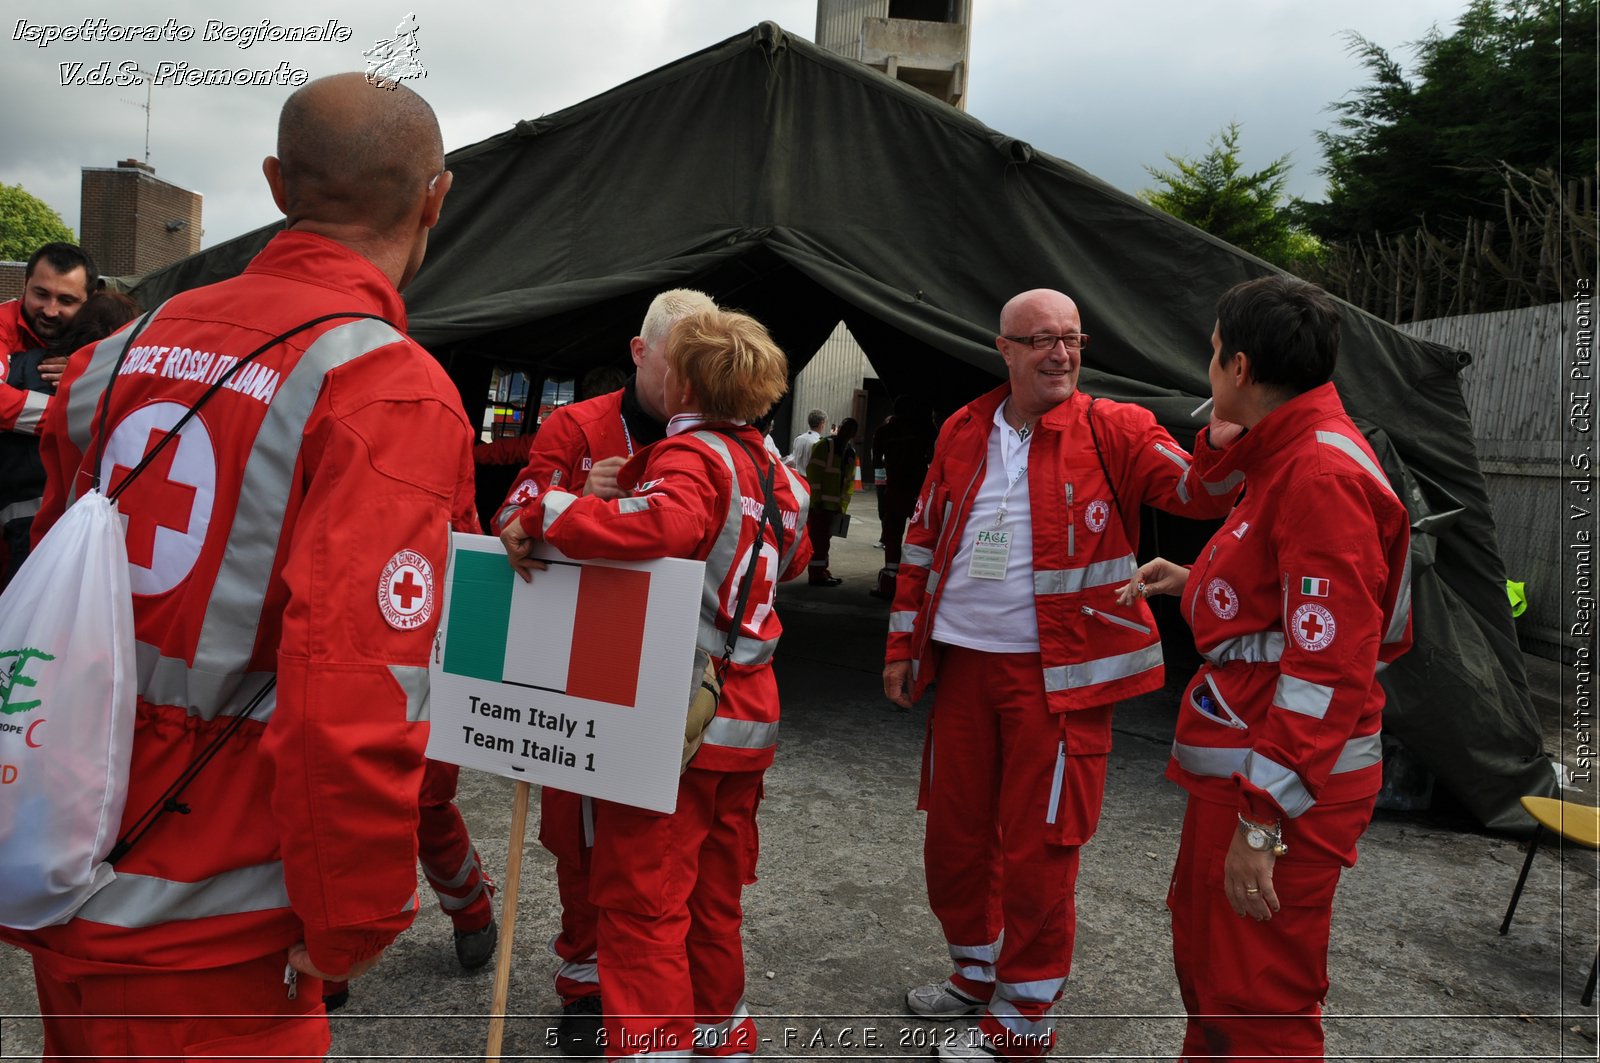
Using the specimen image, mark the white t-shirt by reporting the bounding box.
[787,429,821,470]
[930,405,1039,653]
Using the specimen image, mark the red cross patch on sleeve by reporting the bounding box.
[379,549,436,631]
[1290,603,1336,651]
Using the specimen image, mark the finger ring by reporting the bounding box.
[1244,886,1260,894]
[1137,580,1147,595]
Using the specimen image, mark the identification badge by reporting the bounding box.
[968,528,1011,579]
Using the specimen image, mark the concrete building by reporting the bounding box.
[80,159,201,279]
[791,1,973,458]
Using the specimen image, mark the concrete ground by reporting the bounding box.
[1,490,1595,1061]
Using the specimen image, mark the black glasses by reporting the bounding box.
[1002,334,1090,351]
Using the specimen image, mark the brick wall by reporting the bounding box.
[0,263,23,303]
[80,160,201,278]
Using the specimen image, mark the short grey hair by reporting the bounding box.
[639,288,717,349]
[806,409,827,430]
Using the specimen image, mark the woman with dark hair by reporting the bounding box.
[1120,276,1413,1061]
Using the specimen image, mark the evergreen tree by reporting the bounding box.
[1301,0,1597,241]
[1141,123,1318,268]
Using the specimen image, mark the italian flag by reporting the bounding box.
[442,550,652,707]
[1301,577,1331,597]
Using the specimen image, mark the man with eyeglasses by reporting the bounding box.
[883,288,1237,1060]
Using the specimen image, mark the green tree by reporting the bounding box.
[1301,0,1598,241]
[1141,123,1319,268]
[0,184,75,262]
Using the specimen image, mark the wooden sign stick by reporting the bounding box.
[485,779,531,1062]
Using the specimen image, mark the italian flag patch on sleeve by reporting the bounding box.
[1301,577,1331,597]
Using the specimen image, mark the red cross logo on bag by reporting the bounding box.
[100,403,216,597]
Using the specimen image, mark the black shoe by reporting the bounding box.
[555,995,604,1057]
[322,983,350,1012]
[454,917,496,970]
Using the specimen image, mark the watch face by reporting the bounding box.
[1246,827,1268,851]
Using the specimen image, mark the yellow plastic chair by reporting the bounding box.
[1499,796,1600,1005]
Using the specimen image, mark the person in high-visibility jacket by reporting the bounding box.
[501,308,811,1061]
[4,75,468,1059]
[1123,275,1412,1061]
[804,416,857,586]
[884,288,1239,1062]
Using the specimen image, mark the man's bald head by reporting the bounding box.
[274,73,444,229]
[999,288,1078,336]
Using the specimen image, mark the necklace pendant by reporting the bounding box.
[1017,424,1031,441]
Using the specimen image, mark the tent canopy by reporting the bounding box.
[131,23,1551,830]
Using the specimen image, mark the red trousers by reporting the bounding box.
[1168,793,1373,1062]
[418,759,494,933]
[920,644,1114,1059]
[31,951,328,1061]
[541,785,602,1003]
[590,767,763,1060]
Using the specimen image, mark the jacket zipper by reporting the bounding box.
[1066,482,1075,557]
[1189,543,1219,629]
[1081,605,1152,635]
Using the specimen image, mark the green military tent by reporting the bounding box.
[130,22,1553,831]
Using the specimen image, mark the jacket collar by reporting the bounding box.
[1202,381,1350,480]
[244,231,409,329]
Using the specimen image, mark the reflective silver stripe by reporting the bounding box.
[902,543,934,568]
[76,862,290,927]
[1154,442,1192,504]
[1242,751,1314,817]
[556,959,599,986]
[1202,631,1284,665]
[690,433,782,666]
[694,1000,751,1044]
[1385,550,1413,646]
[493,503,522,530]
[1314,430,1397,496]
[1172,732,1382,785]
[1272,674,1335,720]
[422,848,480,891]
[1043,643,1162,692]
[889,610,917,634]
[542,490,578,533]
[926,569,941,596]
[136,641,277,721]
[1203,468,1244,496]
[910,659,921,682]
[617,496,651,514]
[66,321,168,489]
[989,998,1055,1037]
[14,389,48,433]
[187,319,412,701]
[438,880,487,911]
[950,934,1002,984]
[390,664,430,722]
[702,716,779,750]
[0,497,41,523]
[1045,741,1065,825]
[1332,730,1383,773]
[775,463,810,574]
[996,976,1067,1002]
[1033,554,1136,595]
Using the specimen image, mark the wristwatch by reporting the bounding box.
[1238,813,1288,856]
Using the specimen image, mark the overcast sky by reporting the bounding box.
[2,0,1472,253]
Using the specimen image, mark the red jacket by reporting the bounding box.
[514,423,811,773]
[7,232,476,977]
[1166,383,1413,822]
[0,300,49,435]
[491,384,661,534]
[887,385,1236,712]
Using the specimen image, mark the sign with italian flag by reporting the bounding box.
[427,533,705,813]
[1300,577,1331,597]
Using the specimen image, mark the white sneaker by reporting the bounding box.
[906,979,986,1019]
[934,1025,1000,1059]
